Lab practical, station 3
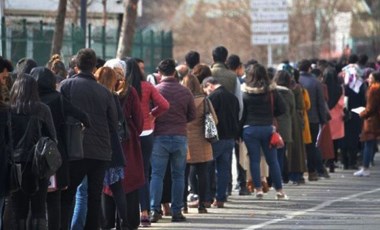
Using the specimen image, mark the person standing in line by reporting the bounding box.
[31,67,90,230]
[0,57,13,230]
[149,59,196,223]
[126,58,169,227]
[182,74,217,213]
[354,71,380,176]
[226,54,251,195]
[10,74,57,229]
[59,48,117,230]
[240,64,288,200]
[202,76,240,207]
[298,59,329,181]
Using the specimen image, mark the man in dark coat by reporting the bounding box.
[202,76,240,208]
[299,59,329,181]
[59,48,117,230]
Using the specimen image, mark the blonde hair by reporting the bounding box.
[94,67,117,92]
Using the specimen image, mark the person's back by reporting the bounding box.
[59,48,117,230]
[211,46,237,94]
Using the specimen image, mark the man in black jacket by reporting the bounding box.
[59,48,117,230]
[202,77,239,208]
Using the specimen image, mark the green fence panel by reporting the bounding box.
[33,22,53,66]
[10,19,27,65]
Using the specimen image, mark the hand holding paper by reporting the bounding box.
[351,106,365,114]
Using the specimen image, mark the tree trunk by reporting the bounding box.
[116,0,139,58]
[51,0,68,56]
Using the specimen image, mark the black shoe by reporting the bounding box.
[149,210,162,223]
[171,212,186,222]
[238,187,251,195]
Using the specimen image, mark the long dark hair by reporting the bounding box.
[125,58,144,99]
[245,63,271,91]
[10,73,40,114]
[323,67,342,109]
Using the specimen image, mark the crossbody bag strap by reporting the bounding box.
[7,109,14,162]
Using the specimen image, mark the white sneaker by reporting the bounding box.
[353,168,370,177]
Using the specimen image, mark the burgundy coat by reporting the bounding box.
[104,87,144,195]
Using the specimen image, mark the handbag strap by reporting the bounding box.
[270,91,279,128]
[204,97,210,114]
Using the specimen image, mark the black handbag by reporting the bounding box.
[61,96,84,160]
[6,111,22,194]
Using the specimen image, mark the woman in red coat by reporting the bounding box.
[103,59,144,229]
[354,71,380,177]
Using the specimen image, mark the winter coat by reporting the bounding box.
[32,66,90,189]
[186,95,218,164]
[288,85,307,173]
[275,85,295,143]
[241,83,286,127]
[299,72,328,125]
[104,87,144,195]
[211,62,237,94]
[360,83,380,141]
[329,89,345,140]
[59,72,117,161]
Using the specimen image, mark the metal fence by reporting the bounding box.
[0,17,173,74]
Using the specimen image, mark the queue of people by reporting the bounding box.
[0,47,380,230]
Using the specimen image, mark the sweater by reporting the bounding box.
[154,77,196,136]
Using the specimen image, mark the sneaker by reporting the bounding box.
[149,210,162,223]
[171,212,186,222]
[275,192,289,200]
[255,191,264,199]
[140,216,151,227]
[353,168,370,177]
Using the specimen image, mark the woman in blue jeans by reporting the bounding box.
[241,63,288,200]
[354,71,380,177]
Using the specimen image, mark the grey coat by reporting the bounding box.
[275,86,295,143]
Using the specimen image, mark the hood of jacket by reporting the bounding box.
[30,67,57,94]
[241,82,277,94]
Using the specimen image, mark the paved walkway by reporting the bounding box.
[149,154,380,230]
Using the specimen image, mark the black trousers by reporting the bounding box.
[189,162,209,204]
[100,180,127,228]
[47,190,61,230]
[101,189,140,229]
[306,123,325,174]
[11,163,48,220]
[234,141,247,188]
[60,159,108,230]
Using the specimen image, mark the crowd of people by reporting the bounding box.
[0,46,380,230]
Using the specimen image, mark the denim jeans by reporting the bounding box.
[243,125,283,190]
[0,196,4,230]
[150,135,187,214]
[211,139,234,202]
[71,176,88,230]
[277,144,287,176]
[363,140,376,168]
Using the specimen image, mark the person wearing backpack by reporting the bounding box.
[30,67,90,230]
[9,74,57,230]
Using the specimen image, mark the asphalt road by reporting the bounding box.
[148,154,380,230]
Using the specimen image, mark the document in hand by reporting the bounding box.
[351,106,365,114]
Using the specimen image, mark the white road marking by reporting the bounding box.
[243,187,380,230]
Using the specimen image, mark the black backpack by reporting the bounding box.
[32,119,62,179]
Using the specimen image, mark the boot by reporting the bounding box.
[15,219,26,230]
[31,218,47,230]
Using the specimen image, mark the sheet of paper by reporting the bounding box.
[351,107,365,114]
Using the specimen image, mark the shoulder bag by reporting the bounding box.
[61,96,84,160]
[118,86,131,142]
[204,97,219,143]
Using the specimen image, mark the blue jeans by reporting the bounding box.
[243,125,283,190]
[71,176,88,230]
[363,140,376,168]
[211,139,234,202]
[277,144,287,176]
[150,136,187,214]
